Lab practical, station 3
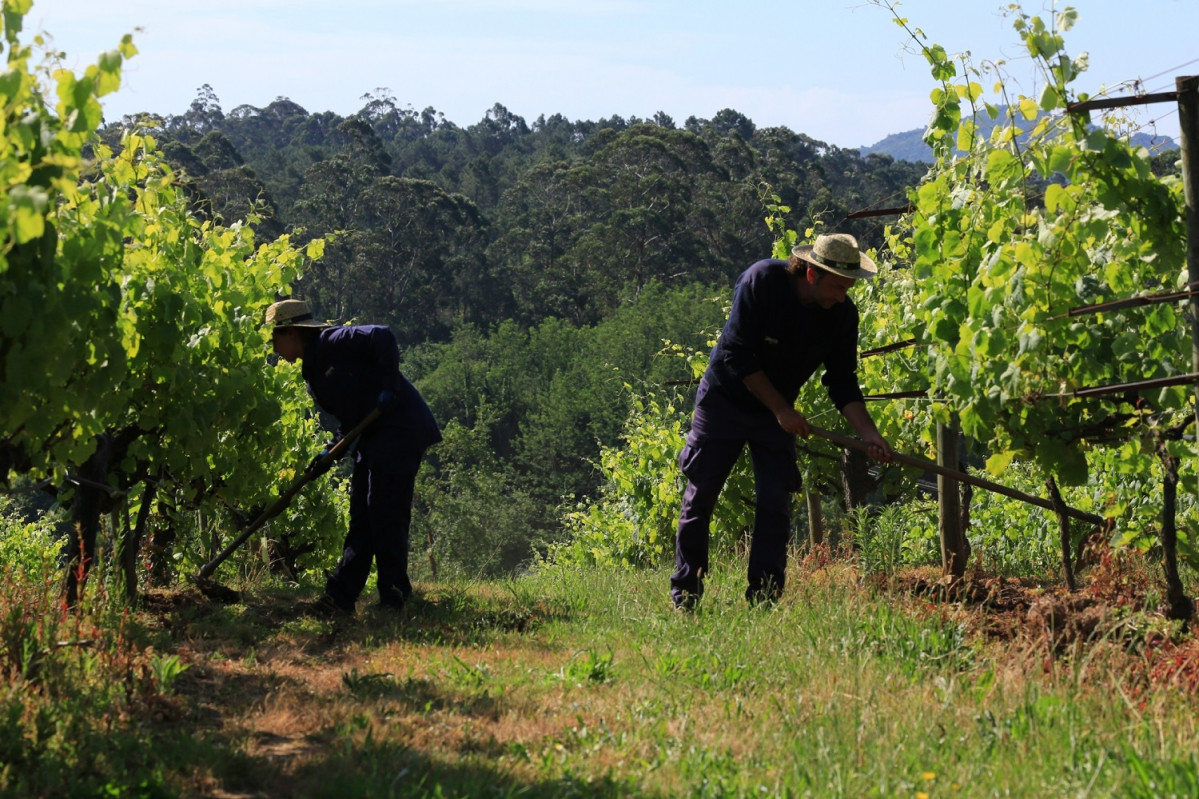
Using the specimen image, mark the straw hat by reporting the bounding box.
[264,299,328,329]
[792,233,877,280]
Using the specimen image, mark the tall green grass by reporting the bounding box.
[0,529,1196,796]
[281,562,1199,797]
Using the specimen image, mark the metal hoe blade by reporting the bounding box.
[807,424,1106,527]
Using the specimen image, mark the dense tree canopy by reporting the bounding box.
[124,87,929,345]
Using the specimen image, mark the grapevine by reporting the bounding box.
[874,2,1192,610]
[0,0,342,603]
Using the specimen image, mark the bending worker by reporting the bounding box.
[671,233,892,609]
[267,298,441,617]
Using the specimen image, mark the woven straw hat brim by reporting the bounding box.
[792,244,877,280]
[274,318,330,329]
[265,299,330,328]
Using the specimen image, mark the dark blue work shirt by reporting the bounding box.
[301,325,441,460]
[705,259,865,415]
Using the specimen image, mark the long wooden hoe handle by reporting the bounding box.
[806,424,1107,527]
[195,407,384,582]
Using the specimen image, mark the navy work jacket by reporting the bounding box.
[301,325,441,461]
[705,259,865,415]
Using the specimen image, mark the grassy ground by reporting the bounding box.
[3,555,1199,797]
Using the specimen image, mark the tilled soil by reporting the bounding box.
[880,559,1199,697]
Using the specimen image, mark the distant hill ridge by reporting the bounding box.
[860,106,1178,163]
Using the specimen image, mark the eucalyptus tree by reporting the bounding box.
[290,117,392,321]
[491,123,731,325]
[348,175,492,344]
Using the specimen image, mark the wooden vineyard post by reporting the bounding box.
[1178,76,1199,449]
[805,486,825,549]
[937,419,966,578]
[1044,476,1077,592]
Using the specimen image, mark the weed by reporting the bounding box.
[342,667,408,701]
[553,647,615,686]
[448,654,492,690]
[0,562,202,796]
[1123,749,1199,798]
[854,603,974,677]
[849,503,938,575]
[147,652,189,691]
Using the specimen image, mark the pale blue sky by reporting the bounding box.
[23,0,1198,149]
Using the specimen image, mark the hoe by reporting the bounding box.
[808,424,1105,526]
[193,408,382,602]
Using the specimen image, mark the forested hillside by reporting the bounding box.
[106,88,927,338]
[98,90,930,572]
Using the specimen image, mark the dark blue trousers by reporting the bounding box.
[325,451,420,609]
[671,380,800,605]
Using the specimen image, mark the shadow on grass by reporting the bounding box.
[194,730,657,798]
[336,668,511,727]
[356,586,572,646]
[139,579,577,651]
[126,584,652,798]
[167,656,652,797]
[285,737,658,798]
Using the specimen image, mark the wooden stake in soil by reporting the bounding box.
[1044,475,1076,592]
[805,487,824,548]
[1179,76,1199,464]
[937,419,966,578]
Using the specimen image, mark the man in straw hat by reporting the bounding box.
[671,233,892,609]
[266,298,441,618]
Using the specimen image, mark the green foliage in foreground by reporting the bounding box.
[553,388,755,568]
[0,0,350,598]
[3,514,1197,797]
[881,4,1193,540]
